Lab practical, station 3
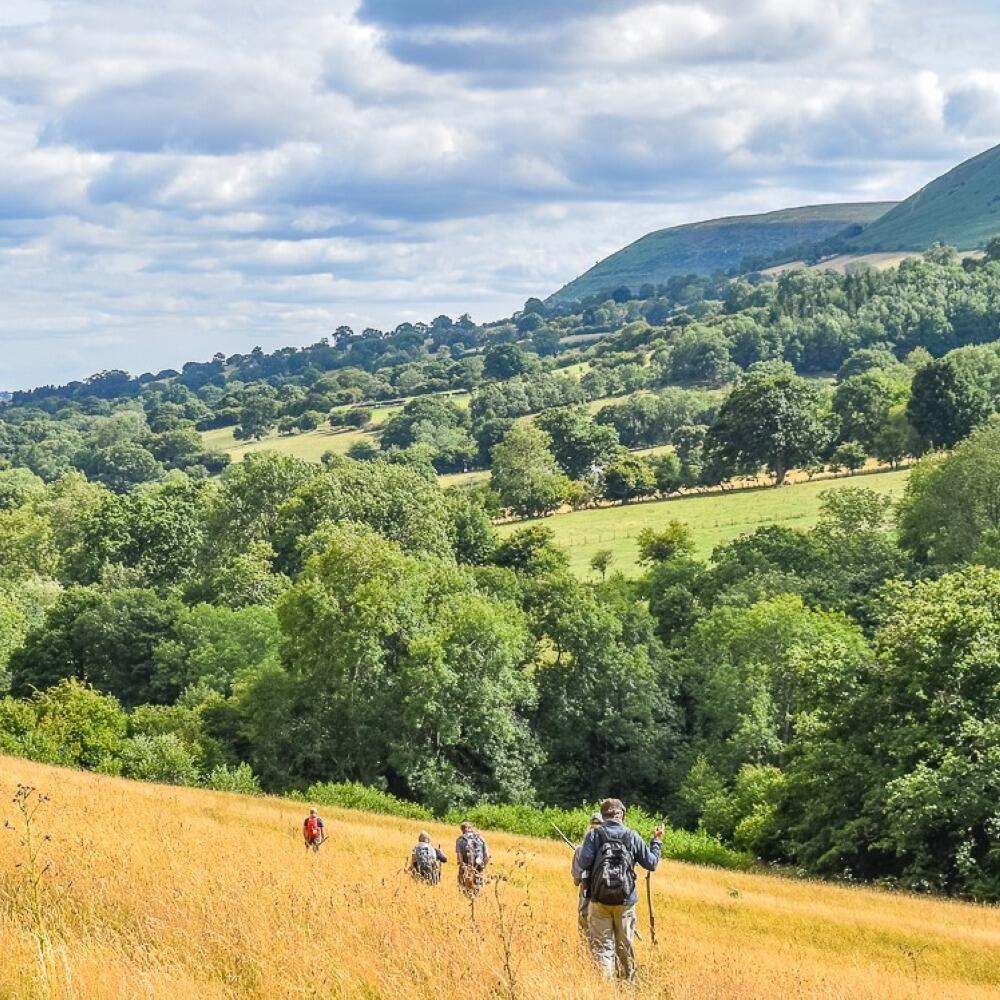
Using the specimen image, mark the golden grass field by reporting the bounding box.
[1,757,998,999]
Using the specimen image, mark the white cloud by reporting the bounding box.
[0,0,996,385]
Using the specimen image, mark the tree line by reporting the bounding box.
[0,432,998,900]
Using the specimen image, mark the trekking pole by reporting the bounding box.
[548,821,577,851]
[646,871,658,947]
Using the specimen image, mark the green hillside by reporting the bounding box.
[498,468,910,577]
[848,142,1000,251]
[547,202,894,304]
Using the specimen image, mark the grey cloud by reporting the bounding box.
[358,1,636,28]
[41,71,298,154]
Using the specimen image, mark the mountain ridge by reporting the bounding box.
[547,202,895,304]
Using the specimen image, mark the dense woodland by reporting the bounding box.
[2,243,1000,900]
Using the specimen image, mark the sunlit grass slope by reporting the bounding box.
[1,757,997,999]
[200,400,406,462]
[501,468,911,576]
[201,394,473,464]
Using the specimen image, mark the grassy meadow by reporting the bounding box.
[501,468,911,576]
[1,757,997,999]
[200,400,405,462]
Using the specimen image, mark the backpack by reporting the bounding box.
[588,826,635,906]
[460,833,485,868]
[411,844,438,880]
[304,816,320,840]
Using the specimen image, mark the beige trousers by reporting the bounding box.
[587,900,637,981]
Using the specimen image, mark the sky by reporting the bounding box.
[0,0,998,388]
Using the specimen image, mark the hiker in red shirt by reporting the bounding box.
[303,808,326,852]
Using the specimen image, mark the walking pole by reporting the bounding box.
[549,821,578,851]
[646,871,658,947]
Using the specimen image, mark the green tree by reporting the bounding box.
[273,459,457,574]
[234,388,279,441]
[532,577,682,808]
[86,442,165,493]
[907,354,993,448]
[637,522,695,564]
[589,549,614,580]
[270,525,538,810]
[10,588,183,707]
[151,603,281,698]
[705,368,830,485]
[682,594,871,777]
[780,567,1000,896]
[830,441,867,475]
[602,454,656,503]
[484,343,533,381]
[669,326,737,386]
[897,422,1000,565]
[3,679,128,769]
[534,407,620,479]
[490,424,571,518]
[832,371,904,451]
[872,404,922,467]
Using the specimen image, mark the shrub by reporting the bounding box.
[117,733,202,786]
[206,762,263,796]
[304,781,433,821]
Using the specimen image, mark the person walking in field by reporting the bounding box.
[409,831,447,884]
[303,808,326,852]
[455,820,490,896]
[575,798,663,983]
[571,812,603,934]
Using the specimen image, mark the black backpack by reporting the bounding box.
[589,826,635,906]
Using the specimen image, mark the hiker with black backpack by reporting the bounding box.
[409,831,447,884]
[455,820,490,896]
[575,797,664,983]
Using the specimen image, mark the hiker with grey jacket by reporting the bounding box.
[571,812,604,934]
[575,797,663,982]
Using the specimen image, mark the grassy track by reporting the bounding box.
[1,755,996,999]
[500,468,911,576]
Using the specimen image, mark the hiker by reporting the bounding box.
[455,820,490,896]
[409,831,447,884]
[303,808,326,852]
[571,812,603,934]
[575,798,664,983]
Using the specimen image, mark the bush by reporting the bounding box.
[304,781,433,821]
[206,762,263,796]
[117,733,202,786]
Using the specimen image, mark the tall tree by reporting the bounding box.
[490,424,571,518]
[705,367,830,484]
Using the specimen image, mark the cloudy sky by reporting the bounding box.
[0,0,998,387]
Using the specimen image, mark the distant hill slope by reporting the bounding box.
[848,142,1000,251]
[547,202,895,304]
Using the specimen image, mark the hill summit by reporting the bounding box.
[546,202,894,304]
[847,141,1000,252]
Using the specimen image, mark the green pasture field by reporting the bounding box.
[498,468,912,577]
[199,392,473,464]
